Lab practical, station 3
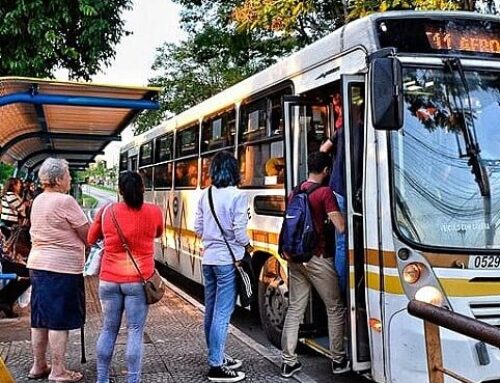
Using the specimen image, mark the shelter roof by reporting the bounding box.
[0,77,160,171]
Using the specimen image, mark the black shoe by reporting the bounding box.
[332,356,350,374]
[207,366,245,382]
[223,355,242,370]
[280,361,302,378]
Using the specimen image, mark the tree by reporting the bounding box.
[134,0,297,134]
[0,0,133,80]
[234,0,497,42]
[136,0,499,134]
[0,163,14,185]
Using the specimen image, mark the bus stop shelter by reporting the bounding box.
[0,77,160,176]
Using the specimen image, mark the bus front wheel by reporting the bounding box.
[258,256,288,347]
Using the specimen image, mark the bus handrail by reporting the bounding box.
[407,300,500,348]
[408,299,500,383]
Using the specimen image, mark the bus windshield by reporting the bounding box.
[391,66,500,249]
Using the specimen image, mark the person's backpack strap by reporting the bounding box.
[304,182,322,196]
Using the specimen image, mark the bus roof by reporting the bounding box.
[125,10,497,148]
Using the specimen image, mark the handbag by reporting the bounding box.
[109,206,165,304]
[83,204,112,277]
[208,187,255,307]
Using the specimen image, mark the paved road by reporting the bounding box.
[86,187,369,383]
[82,184,117,208]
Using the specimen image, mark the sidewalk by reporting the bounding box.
[0,277,313,383]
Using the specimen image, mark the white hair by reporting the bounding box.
[38,158,69,187]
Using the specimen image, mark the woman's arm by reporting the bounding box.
[87,205,107,245]
[75,223,90,246]
[154,206,164,238]
[194,194,204,238]
[232,193,250,246]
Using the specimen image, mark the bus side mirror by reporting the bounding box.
[370,57,403,130]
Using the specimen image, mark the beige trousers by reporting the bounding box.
[281,255,345,364]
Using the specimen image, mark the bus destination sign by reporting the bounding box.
[426,27,500,54]
[377,18,500,57]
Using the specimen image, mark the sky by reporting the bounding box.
[58,0,186,167]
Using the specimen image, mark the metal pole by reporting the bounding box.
[80,326,86,364]
[423,321,444,383]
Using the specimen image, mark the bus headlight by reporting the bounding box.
[415,286,444,307]
[403,263,422,284]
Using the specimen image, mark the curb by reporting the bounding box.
[165,279,318,383]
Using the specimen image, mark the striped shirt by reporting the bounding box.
[1,192,25,223]
[27,192,89,274]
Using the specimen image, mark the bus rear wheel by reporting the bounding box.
[258,256,288,347]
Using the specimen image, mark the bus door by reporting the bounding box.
[341,75,371,371]
[282,96,332,339]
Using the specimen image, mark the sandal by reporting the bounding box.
[48,370,83,383]
[27,365,51,380]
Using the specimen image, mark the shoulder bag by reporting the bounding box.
[110,206,165,305]
[83,203,112,277]
[207,186,255,307]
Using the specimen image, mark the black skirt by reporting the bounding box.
[30,269,85,330]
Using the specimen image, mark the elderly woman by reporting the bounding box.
[27,158,89,382]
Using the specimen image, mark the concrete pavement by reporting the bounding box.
[0,277,322,383]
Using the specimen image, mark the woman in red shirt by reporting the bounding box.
[88,171,163,383]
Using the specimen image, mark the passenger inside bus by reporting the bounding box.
[320,92,348,295]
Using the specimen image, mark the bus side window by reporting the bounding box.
[239,87,291,188]
[174,124,199,189]
[120,151,128,171]
[138,167,153,190]
[200,108,236,188]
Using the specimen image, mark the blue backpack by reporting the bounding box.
[278,182,321,263]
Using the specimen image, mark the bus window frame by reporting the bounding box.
[175,124,199,159]
[138,164,154,191]
[238,135,285,190]
[139,141,154,167]
[174,156,199,190]
[119,151,128,172]
[154,133,174,163]
[201,108,236,153]
[153,160,174,190]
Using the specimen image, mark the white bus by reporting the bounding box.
[120,11,500,382]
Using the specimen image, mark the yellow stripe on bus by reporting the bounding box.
[365,271,500,297]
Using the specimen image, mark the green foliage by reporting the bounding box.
[134,0,297,134]
[78,160,117,185]
[234,0,496,37]
[0,163,14,185]
[82,194,98,209]
[0,0,133,80]
[136,0,498,134]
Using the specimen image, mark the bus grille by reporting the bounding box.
[470,303,500,328]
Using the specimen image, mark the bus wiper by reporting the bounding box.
[443,57,490,197]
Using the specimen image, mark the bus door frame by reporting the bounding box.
[282,95,331,331]
[282,96,329,192]
[341,74,371,372]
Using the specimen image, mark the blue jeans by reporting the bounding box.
[334,192,347,296]
[96,281,149,383]
[203,264,237,367]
